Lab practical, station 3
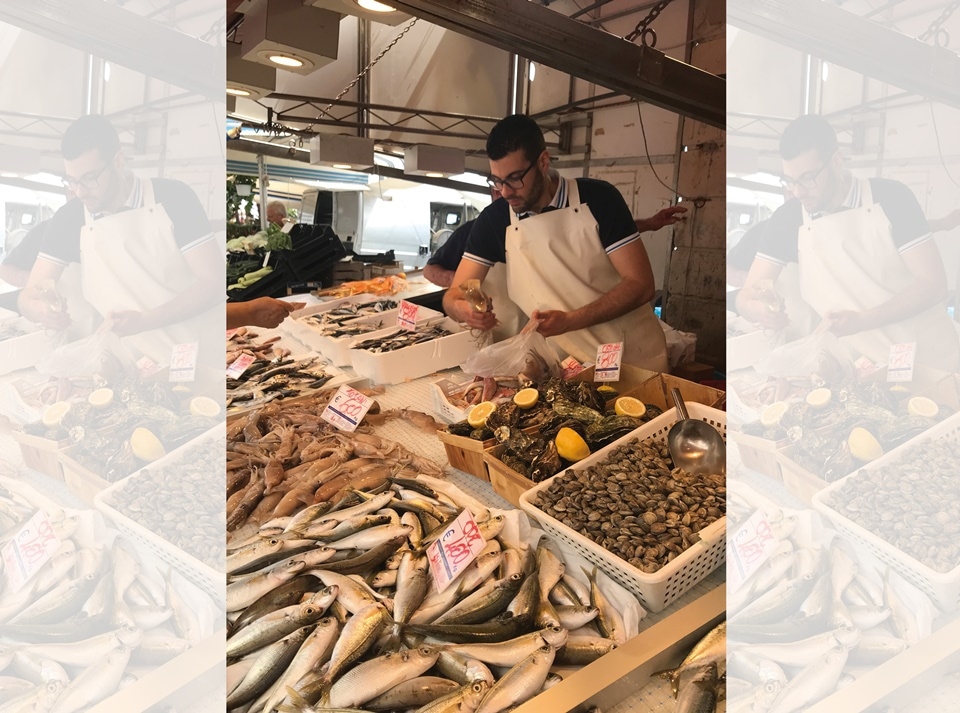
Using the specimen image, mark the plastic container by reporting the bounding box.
[812,411,960,611]
[0,312,57,376]
[519,403,727,612]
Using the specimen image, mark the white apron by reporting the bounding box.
[79,180,210,366]
[505,179,668,371]
[798,178,960,376]
[484,263,526,342]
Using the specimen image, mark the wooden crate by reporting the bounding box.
[484,443,536,508]
[11,430,69,481]
[436,430,496,482]
[59,446,113,505]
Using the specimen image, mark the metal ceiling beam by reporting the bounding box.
[0,0,221,101]
[728,0,960,109]
[385,0,725,128]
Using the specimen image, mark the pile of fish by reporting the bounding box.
[0,482,219,712]
[821,438,960,573]
[226,477,637,713]
[654,620,726,713]
[227,396,445,532]
[298,300,398,335]
[0,322,28,340]
[532,437,725,573]
[445,377,524,410]
[227,329,339,412]
[100,435,225,572]
[352,325,453,354]
[726,483,937,712]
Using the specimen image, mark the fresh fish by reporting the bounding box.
[434,574,524,626]
[130,632,191,665]
[228,626,312,710]
[167,569,203,643]
[829,540,858,598]
[227,559,307,612]
[50,645,131,713]
[407,612,530,644]
[734,627,859,667]
[227,590,335,658]
[449,627,568,667]
[435,650,495,686]
[655,621,726,697]
[555,605,599,630]
[676,664,719,713]
[325,524,412,551]
[849,604,891,630]
[499,549,523,581]
[554,636,618,666]
[505,572,540,623]
[130,604,174,630]
[308,535,407,576]
[849,634,909,665]
[371,569,398,588]
[731,574,816,626]
[308,571,379,615]
[258,617,341,713]
[227,536,286,574]
[327,646,440,708]
[535,539,565,596]
[585,567,626,645]
[9,573,98,626]
[229,575,319,634]
[25,627,142,667]
[884,569,920,644]
[10,650,68,684]
[768,645,848,713]
[412,680,489,713]
[365,676,461,712]
[324,602,392,684]
[727,649,787,685]
[473,644,555,713]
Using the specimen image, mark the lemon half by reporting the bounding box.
[190,396,222,418]
[907,396,938,419]
[614,396,646,419]
[848,427,883,462]
[760,401,789,428]
[131,428,166,462]
[556,427,590,462]
[513,388,539,410]
[42,401,71,429]
[467,401,497,429]
[806,388,832,410]
[88,388,114,409]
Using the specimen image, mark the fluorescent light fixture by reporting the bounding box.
[1,172,17,178]
[226,87,251,97]
[529,62,536,81]
[103,62,111,82]
[404,144,465,177]
[333,163,353,169]
[822,62,829,81]
[310,134,375,169]
[267,53,305,68]
[356,0,396,11]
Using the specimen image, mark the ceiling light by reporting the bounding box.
[333,164,353,169]
[426,172,444,178]
[268,54,305,67]
[529,62,536,82]
[404,145,465,177]
[226,87,252,97]
[310,134,375,170]
[1,172,17,178]
[227,42,276,99]
[356,0,396,11]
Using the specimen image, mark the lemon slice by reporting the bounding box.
[806,388,832,410]
[848,427,883,462]
[190,396,222,418]
[42,401,71,428]
[556,427,590,462]
[597,385,619,398]
[131,427,166,462]
[88,388,114,409]
[614,396,646,418]
[889,385,909,394]
[513,388,539,410]
[760,401,789,428]
[467,401,497,429]
[907,396,938,419]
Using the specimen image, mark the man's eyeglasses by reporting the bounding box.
[487,160,536,191]
[61,163,111,191]
[780,161,829,191]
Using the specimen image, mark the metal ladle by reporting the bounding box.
[667,388,726,476]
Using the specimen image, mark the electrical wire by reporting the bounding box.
[635,101,687,201]
[930,101,960,190]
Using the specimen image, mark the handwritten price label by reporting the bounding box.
[135,356,162,379]
[427,509,487,593]
[321,385,374,432]
[1,511,61,593]
[594,342,623,383]
[887,342,916,383]
[560,356,585,380]
[727,510,779,592]
[169,342,199,383]
[225,329,239,341]
[398,300,419,331]
[226,353,257,380]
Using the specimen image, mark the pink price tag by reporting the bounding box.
[225,329,239,341]
[398,300,419,331]
[321,385,374,432]
[1,511,61,593]
[560,356,585,380]
[427,509,487,593]
[887,342,916,383]
[169,342,199,383]
[594,342,623,383]
[226,353,257,379]
[135,356,162,379]
[727,510,779,593]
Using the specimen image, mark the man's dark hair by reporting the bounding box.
[486,114,546,163]
[779,114,839,161]
[61,115,121,161]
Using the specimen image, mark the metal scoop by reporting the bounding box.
[667,388,726,476]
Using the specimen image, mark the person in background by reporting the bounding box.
[736,114,959,375]
[0,220,49,290]
[18,115,223,365]
[266,201,287,228]
[227,297,304,330]
[443,114,670,371]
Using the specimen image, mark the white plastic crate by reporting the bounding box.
[812,411,960,611]
[0,311,57,376]
[519,403,726,612]
[283,294,388,353]
[430,376,474,424]
[94,427,224,600]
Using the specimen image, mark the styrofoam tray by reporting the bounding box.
[812,411,960,611]
[0,313,57,376]
[519,403,726,612]
[94,426,225,600]
[348,316,479,385]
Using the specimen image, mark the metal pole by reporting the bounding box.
[257,153,269,232]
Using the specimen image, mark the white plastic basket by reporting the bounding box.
[812,411,960,611]
[94,427,224,600]
[518,403,726,612]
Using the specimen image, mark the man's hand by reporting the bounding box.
[822,309,866,337]
[18,285,71,330]
[231,297,304,329]
[453,298,498,331]
[636,205,688,233]
[532,309,573,337]
[107,310,153,336]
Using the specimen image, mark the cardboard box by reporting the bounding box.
[671,360,715,383]
[617,372,726,411]
[573,364,660,395]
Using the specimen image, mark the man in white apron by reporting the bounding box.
[442,114,670,372]
[737,114,960,377]
[17,115,223,369]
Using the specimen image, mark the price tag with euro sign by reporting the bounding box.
[1,510,61,593]
[226,353,257,380]
[560,356,585,380]
[321,384,374,433]
[727,509,779,592]
[398,300,419,331]
[886,342,916,383]
[594,342,623,383]
[427,509,487,593]
[169,342,199,383]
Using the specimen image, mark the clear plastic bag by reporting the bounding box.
[461,321,561,381]
[36,330,135,381]
[754,332,853,382]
